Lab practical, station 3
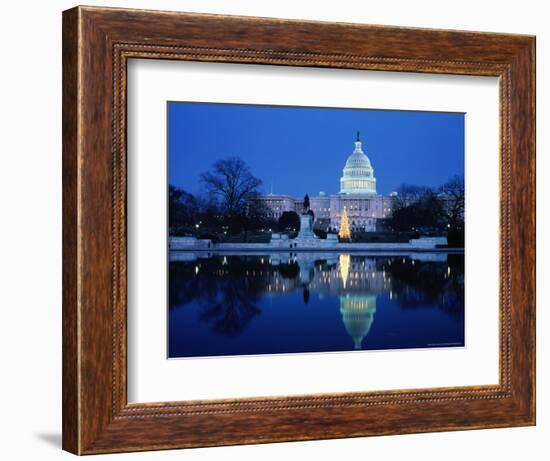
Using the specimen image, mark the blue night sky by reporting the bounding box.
[168,102,464,197]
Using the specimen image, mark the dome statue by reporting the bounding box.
[340,132,377,194]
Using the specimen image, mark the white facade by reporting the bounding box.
[256,194,297,220]
[256,134,392,232]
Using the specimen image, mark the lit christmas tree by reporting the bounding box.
[339,208,351,241]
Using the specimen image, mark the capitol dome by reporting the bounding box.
[340,132,377,194]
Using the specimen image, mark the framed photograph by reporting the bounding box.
[62,6,535,455]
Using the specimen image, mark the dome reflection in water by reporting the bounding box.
[168,252,464,358]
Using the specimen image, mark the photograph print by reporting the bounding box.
[168,102,465,359]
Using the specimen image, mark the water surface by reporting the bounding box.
[168,252,464,358]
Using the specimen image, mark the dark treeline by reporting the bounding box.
[169,157,276,242]
[384,176,464,246]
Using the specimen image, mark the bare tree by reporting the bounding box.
[439,176,465,227]
[168,185,198,234]
[392,184,432,209]
[200,157,262,216]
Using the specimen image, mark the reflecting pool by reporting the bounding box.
[168,252,464,358]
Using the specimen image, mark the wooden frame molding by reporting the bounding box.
[62,5,535,455]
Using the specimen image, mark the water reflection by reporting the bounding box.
[340,294,376,350]
[169,252,464,358]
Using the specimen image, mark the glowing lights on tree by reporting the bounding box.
[339,208,351,241]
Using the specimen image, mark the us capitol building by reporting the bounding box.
[255,133,393,232]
